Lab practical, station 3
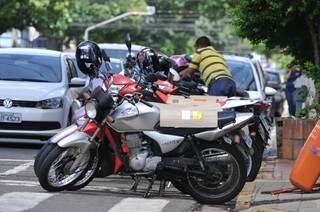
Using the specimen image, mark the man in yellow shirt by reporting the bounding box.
[180,36,236,97]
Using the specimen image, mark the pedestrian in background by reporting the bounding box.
[179,36,236,97]
[285,65,302,116]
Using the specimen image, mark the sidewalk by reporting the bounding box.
[237,159,320,212]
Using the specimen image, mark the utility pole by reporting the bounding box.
[83,6,156,40]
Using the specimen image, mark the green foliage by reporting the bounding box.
[0,0,74,39]
[232,0,320,92]
[296,103,320,119]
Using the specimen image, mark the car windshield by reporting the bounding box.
[102,49,139,60]
[265,71,280,83]
[0,54,61,82]
[226,59,257,91]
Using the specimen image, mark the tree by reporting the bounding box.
[233,0,320,69]
[0,0,74,39]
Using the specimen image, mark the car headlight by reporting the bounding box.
[109,85,124,95]
[37,97,63,109]
[85,101,97,119]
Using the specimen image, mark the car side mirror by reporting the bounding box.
[70,77,86,87]
[265,86,277,96]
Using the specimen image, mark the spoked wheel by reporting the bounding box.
[186,142,246,204]
[67,150,99,191]
[38,144,94,192]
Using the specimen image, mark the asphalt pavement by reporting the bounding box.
[0,141,234,212]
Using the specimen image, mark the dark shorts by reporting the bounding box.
[208,77,236,97]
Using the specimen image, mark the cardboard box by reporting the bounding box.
[154,95,223,128]
[167,95,226,107]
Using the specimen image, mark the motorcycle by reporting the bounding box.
[35,64,257,204]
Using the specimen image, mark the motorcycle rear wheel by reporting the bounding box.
[186,142,246,204]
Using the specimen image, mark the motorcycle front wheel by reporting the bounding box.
[38,144,94,192]
[186,142,246,204]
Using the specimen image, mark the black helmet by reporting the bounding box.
[136,48,160,73]
[76,40,102,77]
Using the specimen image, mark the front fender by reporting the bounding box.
[56,131,96,152]
[50,124,78,144]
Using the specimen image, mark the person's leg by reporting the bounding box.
[208,78,235,97]
[285,89,296,116]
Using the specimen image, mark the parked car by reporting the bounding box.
[98,43,145,60]
[0,48,85,139]
[224,55,276,100]
[264,68,285,117]
[98,43,167,61]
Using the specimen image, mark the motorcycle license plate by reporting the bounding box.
[0,112,22,123]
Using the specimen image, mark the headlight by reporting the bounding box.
[37,97,63,109]
[85,101,97,119]
[109,85,124,95]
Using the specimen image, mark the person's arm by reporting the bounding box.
[179,53,200,77]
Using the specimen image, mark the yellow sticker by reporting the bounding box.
[192,111,203,120]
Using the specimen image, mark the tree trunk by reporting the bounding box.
[306,18,320,70]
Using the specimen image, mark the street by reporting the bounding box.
[0,141,233,212]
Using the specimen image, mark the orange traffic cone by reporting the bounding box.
[290,120,320,192]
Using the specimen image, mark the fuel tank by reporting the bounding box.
[109,101,160,132]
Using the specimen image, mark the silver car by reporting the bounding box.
[0,48,85,138]
[224,55,276,100]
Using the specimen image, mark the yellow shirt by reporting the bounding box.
[189,46,233,86]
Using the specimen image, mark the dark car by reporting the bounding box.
[264,68,285,117]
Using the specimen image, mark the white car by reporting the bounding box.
[224,55,276,100]
[98,43,146,60]
[0,48,85,138]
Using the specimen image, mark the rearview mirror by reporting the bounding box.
[125,33,132,54]
[70,77,86,87]
[265,86,277,96]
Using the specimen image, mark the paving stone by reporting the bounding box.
[273,201,300,211]
[299,200,318,208]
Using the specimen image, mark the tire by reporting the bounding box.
[246,140,263,181]
[38,144,93,192]
[186,142,246,204]
[170,179,189,194]
[67,150,99,191]
[34,142,54,177]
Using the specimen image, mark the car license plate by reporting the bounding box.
[0,112,22,123]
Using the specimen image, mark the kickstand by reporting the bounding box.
[144,175,157,198]
[158,179,166,197]
[130,176,141,192]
